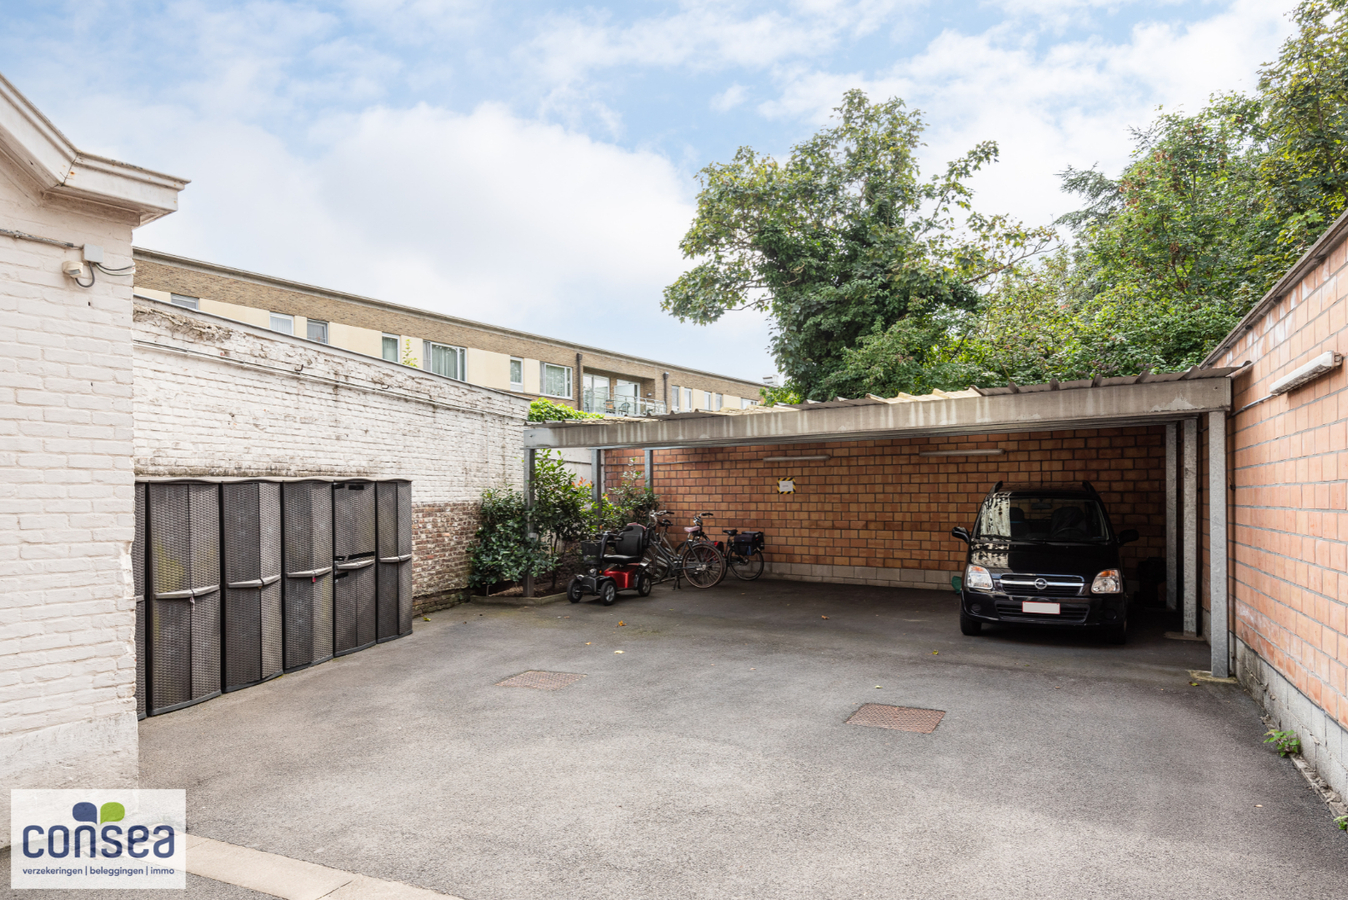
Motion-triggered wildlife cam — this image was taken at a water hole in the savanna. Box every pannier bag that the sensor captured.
[733,531,765,551]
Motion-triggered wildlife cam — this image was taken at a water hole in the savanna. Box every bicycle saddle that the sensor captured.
[722,529,738,536]
[683,526,699,533]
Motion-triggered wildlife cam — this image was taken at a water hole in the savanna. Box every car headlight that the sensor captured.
[965,565,994,592]
[1092,569,1122,593]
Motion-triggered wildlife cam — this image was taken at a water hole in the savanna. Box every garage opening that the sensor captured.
[524,367,1244,676]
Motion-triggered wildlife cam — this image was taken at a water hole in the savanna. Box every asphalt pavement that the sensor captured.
[16,579,1343,899]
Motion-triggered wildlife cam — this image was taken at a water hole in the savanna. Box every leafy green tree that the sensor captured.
[1023,102,1269,375]
[758,384,802,406]
[663,90,1051,399]
[965,0,1348,381]
[1257,0,1348,259]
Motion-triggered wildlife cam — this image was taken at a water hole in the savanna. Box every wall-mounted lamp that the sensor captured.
[762,454,831,462]
[1269,351,1342,395]
[918,449,1005,457]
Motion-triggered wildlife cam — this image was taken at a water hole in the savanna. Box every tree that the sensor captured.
[663,90,1051,399]
[1257,0,1348,260]
[1027,102,1270,376]
[956,0,1348,382]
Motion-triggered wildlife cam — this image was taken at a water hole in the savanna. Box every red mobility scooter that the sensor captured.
[567,523,653,606]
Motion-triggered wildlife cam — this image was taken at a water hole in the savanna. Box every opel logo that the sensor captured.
[1034,578,1047,591]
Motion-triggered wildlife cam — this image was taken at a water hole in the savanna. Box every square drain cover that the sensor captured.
[496,671,585,691]
[847,704,945,733]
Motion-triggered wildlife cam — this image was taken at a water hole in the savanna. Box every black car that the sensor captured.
[951,482,1139,644]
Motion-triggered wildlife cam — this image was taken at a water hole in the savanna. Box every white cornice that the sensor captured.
[0,72,187,224]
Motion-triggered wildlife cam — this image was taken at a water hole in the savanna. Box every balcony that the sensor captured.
[581,389,666,417]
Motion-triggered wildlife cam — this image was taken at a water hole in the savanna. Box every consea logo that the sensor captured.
[20,800,174,861]
[10,789,186,890]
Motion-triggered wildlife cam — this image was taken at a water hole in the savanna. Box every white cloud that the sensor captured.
[759,0,1297,227]
[3,0,1302,387]
[712,84,750,111]
[520,1,916,93]
[123,99,776,377]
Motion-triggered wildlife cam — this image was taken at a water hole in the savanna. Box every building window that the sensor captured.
[269,313,294,335]
[741,397,757,409]
[170,293,199,310]
[424,341,466,380]
[684,387,693,410]
[670,385,681,411]
[713,393,723,411]
[510,358,524,390]
[541,362,572,398]
[382,334,399,362]
[307,319,329,344]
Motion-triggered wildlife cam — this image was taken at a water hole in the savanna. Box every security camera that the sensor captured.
[61,260,86,279]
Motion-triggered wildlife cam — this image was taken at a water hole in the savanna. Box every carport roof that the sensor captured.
[524,365,1246,450]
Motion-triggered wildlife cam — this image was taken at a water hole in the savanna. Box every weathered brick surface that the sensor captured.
[0,166,144,827]
[132,300,527,601]
[411,500,478,611]
[608,426,1167,582]
[1210,232,1348,742]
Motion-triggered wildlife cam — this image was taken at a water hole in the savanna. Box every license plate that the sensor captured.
[1023,601,1061,615]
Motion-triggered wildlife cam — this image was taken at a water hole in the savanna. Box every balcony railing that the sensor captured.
[581,389,666,417]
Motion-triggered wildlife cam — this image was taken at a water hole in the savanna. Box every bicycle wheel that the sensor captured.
[728,548,764,581]
[681,543,725,589]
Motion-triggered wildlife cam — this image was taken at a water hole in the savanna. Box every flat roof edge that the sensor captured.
[133,247,765,389]
[524,378,1233,450]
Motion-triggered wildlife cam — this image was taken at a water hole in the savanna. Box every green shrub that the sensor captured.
[468,452,662,591]
[467,487,555,592]
[527,398,602,422]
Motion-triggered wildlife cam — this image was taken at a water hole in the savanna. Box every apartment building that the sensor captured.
[132,248,765,415]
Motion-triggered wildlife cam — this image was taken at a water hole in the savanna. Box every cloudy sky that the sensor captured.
[1,0,1297,382]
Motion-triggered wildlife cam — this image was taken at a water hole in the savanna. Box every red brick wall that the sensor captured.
[605,426,1166,580]
[1210,235,1348,732]
[412,500,478,612]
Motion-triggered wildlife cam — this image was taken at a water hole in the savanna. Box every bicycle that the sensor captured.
[720,528,765,580]
[644,510,725,589]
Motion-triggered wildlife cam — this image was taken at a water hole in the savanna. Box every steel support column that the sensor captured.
[644,449,654,487]
[1209,410,1230,677]
[1166,421,1179,611]
[1182,418,1200,636]
[523,448,536,599]
[591,449,602,502]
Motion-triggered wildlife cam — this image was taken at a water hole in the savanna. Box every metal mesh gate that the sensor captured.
[146,482,222,715]
[282,481,334,671]
[222,482,284,692]
[376,480,413,641]
[334,481,377,655]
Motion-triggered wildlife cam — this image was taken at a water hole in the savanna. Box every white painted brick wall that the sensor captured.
[0,166,143,837]
[132,300,528,597]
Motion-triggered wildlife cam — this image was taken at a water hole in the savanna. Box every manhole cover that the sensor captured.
[496,671,586,691]
[846,704,945,733]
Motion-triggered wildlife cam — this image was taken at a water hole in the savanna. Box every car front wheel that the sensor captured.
[959,610,982,636]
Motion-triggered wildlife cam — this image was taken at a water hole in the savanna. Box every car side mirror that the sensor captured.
[1118,529,1139,544]
[951,526,971,544]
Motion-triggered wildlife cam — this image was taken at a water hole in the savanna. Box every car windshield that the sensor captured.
[975,493,1110,543]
